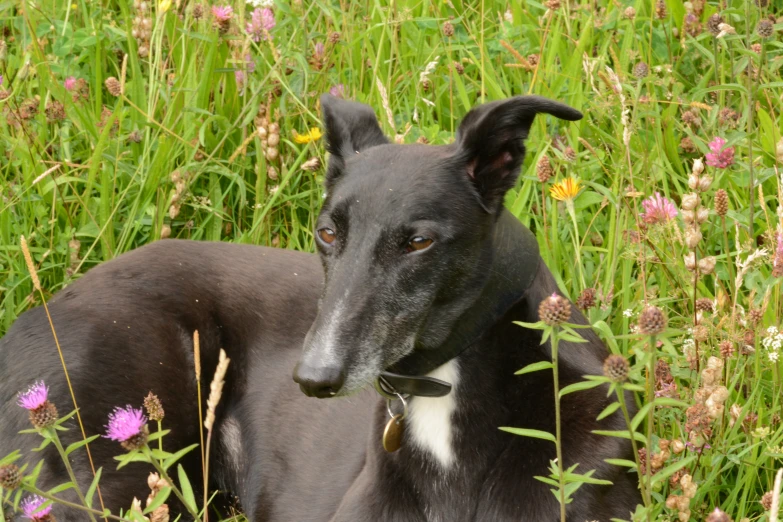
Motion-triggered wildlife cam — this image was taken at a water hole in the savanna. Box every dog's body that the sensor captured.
[1,95,639,521]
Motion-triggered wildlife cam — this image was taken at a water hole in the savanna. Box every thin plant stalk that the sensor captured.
[616,387,650,508]
[645,334,657,522]
[142,446,201,520]
[8,487,134,522]
[48,429,99,522]
[550,327,567,522]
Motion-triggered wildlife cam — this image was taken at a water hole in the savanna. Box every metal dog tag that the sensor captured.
[382,414,404,452]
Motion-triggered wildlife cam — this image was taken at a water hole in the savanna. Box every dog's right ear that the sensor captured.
[454,95,582,214]
[320,94,389,188]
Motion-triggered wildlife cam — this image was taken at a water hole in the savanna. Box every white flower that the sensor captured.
[623,309,634,318]
[247,0,274,7]
[419,57,440,84]
[769,351,780,363]
[767,326,779,335]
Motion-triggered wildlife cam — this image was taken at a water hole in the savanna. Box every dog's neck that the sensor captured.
[380,211,540,396]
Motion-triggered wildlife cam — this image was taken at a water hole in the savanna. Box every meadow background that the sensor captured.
[1,0,783,520]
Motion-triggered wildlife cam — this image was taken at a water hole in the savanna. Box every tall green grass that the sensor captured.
[2,0,783,519]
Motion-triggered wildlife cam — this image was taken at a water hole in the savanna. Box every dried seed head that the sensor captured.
[328,31,341,44]
[576,288,596,310]
[681,193,700,211]
[301,157,322,171]
[698,256,716,275]
[590,233,603,247]
[705,508,732,522]
[680,137,697,153]
[144,392,165,422]
[638,306,667,335]
[655,0,667,18]
[538,293,571,326]
[684,252,697,271]
[681,109,702,129]
[105,76,122,97]
[757,19,774,38]
[536,156,554,183]
[707,13,724,35]
[603,354,630,383]
[633,61,649,79]
[714,189,728,216]
[452,61,464,75]
[695,298,713,313]
[0,464,22,490]
[671,439,685,454]
[718,108,739,128]
[120,424,149,451]
[150,504,170,522]
[698,175,712,193]
[693,324,709,342]
[623,6,636,19]
[191,3,204,19]
[30,401,58,429]
[204,349,231,431]
[527,54,540,67]
[744,329,755,345]
[685,227,703,249]
[762,491,773,511]
[748,308,763,325]
[719,340,734,358]
[544,0,561,9]
[442,21,454,37]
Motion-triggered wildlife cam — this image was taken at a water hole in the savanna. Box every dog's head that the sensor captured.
[293,94,582,397]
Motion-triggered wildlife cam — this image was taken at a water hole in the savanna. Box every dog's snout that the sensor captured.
[293,362,346,398]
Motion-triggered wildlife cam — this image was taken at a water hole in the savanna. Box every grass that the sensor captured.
[1,0,783,520]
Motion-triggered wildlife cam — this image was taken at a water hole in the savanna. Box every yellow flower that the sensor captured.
[293,127,323,144]
[549,177,582,202]
[158,0,172,12]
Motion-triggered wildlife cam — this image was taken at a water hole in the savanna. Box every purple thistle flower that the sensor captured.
[64,76,77,91]
[21,495,52,521]
[17,381,49,411]
[640,192,678,225]
[104,405,147,443]
[211,5,233,21]
[329,84,345,98]
[246,8,275,42]
[705,136,735,169]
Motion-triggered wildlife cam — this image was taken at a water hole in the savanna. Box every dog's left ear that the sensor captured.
[455,95,582,213]
[320,94,389,189]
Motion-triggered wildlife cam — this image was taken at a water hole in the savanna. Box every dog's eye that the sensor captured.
[406,237,433,253]
[318,228,336,245]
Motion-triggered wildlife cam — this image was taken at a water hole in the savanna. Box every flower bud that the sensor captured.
[681,193,700,211]
[685,227,703,249]
[681,210,695,224]
[698,175,713,192]
[696,207,709,223]
[688,174,700,190]
[698,256,716,274]
[692,157,704,176]
[684,252,697,271]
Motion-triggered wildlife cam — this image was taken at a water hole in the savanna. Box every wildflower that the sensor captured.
[548,177,582,202]
[640,192,678,225]
[707,13,724,35]
[235,70,245,91]
[603,354,630,383]
[632,62,649,79]
[538,293,571,326]
[762,491,774,511]
[654,0,666,18]
[293,127,323,144]
[158,0,172,13]
[576,288,596,310]
[622,309,634,318]
[246,7,275,42]
[623,6,636,19]
[705,137,735,169]
[18,381,59,429]
[757,19,774,38]
[720,340,734,358]
[442,21,454,37]
[716,22,736,38]
[20,495,53,521]
[329,84,345,98]
[247,0,274,6]
[698,256,716,275]
[105,405,149,450]
[191,3,204,19]
[536,156,553,183]
[64,76,77,91]
[638,306,667,335]
[212,5,233,33]
[105,76,121,97]
[144,392,165,422]
[0,464,21,490]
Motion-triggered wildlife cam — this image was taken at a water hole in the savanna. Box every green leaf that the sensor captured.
[630,403,653,432]
[498,427,556,443]
[604,458,638,468]
[114,451,149,470]
[514,320,547,330]
[146,429,171,443]
[48,481,75,494]
[65,434,100,456]
[596,402,621,421]
[143,487,172,514]
[515,361,554,375]
[55,409,80,426]
[0,451,21,466]
[559,379,604,398]
[652,455,697,485]
[163,444,200,471]
[85,467,103,508]
[177,464,198,514]
[534,475,560,487]
[592,430,647,443]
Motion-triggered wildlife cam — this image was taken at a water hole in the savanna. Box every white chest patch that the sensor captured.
[406,360,459,470]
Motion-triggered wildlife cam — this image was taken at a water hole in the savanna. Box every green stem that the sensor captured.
[645,335,657,522]
[617,387,650,507]
[143,446,201,520]
[566,200,586,289]
[49,430,99,522]
[551,327,567,522]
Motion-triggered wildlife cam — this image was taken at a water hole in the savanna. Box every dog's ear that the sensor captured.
[455,95,582,213]
[320,94,389,188]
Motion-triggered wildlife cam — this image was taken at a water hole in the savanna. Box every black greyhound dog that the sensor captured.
[0,94,639,521]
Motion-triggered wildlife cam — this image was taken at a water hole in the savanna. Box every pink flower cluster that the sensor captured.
[640,192,678,225]
[705,137,734,169]
[246,8,275,42]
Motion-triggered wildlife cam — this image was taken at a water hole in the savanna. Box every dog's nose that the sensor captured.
[292,362,346,398]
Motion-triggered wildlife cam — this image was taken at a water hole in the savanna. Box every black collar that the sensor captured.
[376,211,540,398]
